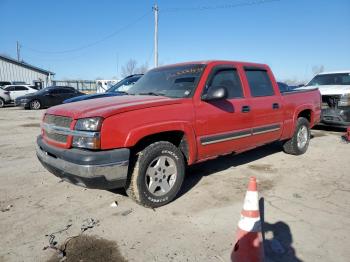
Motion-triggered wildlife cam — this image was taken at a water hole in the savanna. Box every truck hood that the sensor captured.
[46,95,183,119]
[298,85,350,96]
[63,92,124,104]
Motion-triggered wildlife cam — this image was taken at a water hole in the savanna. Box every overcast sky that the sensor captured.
[1,0,349,81]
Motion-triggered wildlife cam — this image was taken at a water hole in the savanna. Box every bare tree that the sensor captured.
[121,59,137,77]
[312,65,325,75]
[136,62,149,74]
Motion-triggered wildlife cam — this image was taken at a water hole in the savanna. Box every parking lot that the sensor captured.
[0,107,349,262]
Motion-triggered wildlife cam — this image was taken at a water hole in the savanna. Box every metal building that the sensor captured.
[0,55,55,88]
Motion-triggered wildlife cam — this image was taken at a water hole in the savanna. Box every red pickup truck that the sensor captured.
[36,61,321,207]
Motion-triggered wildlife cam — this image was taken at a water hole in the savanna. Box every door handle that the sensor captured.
[241,105,250,113]
[272,103,280,109]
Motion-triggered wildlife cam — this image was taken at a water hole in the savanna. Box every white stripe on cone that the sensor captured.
[238,215,261,232]
[243,191,259,211]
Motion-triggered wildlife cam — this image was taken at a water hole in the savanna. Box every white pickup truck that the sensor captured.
[301,71,350,127]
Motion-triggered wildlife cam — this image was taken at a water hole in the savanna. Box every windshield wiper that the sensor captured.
[113,91,133,95]
[138,92,165,96]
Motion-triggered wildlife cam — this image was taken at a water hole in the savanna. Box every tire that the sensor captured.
[0,98,4,108]
[283,117,310,155]
[126,141,185,208]
[29,100,41,110]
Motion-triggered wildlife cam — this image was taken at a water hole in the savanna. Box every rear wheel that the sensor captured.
[126,141,185,208]
[0,98,4,108]
[30,100,41,110]
[283,117,310,155]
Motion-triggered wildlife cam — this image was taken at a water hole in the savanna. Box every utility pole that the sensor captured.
[16,41,21,62]
[153,4,159,68]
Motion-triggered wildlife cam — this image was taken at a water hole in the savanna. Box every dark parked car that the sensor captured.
[277,82,298,93]
[15,86,84,110]
[63,74,143,104]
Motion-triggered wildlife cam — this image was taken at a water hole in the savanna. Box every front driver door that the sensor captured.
[45,89,61,106]
[195,65,254,159]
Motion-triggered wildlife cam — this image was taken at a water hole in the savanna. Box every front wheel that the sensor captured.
[30,100,41,110]
[126,141,185,208]
[283,117,310,155]
[0,98,4,108]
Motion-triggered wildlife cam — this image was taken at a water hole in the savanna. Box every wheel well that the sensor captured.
[298,109,312,123]
[132,131,188,162]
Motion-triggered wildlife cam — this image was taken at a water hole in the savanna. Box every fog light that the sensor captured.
[72,136,100,149]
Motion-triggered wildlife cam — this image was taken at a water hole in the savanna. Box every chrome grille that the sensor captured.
[43,114,72,144]
[44,114,72,128]
[44,130,68,143]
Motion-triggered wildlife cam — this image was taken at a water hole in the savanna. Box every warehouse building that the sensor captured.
[0,55,54,89]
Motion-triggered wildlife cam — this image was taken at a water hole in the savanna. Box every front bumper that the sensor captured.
[321,107,350,127]
[14,99,29,107]
[36,135,130,189]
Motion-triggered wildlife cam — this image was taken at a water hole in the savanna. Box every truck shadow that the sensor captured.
[312,125,347,133]
[179,142,282,197]
[259,197,303,262]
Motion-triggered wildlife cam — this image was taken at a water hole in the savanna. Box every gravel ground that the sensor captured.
[0,107,349,262]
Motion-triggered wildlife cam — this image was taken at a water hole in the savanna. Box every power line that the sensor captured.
[23,10,152,54]
[162,0,280,12]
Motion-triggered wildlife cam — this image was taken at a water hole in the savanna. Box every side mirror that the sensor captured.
[202,86,228,101]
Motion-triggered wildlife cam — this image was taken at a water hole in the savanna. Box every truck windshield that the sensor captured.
[307,73,350,86]
[128,64,205,98]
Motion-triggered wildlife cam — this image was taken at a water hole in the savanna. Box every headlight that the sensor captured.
[72,117,103,149]
[75,117,103,131]
[338,94,350,107]
[72,135,100,149]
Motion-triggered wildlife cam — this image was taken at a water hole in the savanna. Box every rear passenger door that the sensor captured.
[195,65,254,159]
[244,68,283,145]
[53,89,74,105]
[14,86,30,99]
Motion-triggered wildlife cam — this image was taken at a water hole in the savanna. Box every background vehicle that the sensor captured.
[36,61,321,208]
[299,71,350,127]
[63,74,143,104]
[0,88,11,108]
[0,81,12,88]
[15,86,83,110]
[2,85,38,101]
[277,82,298,93]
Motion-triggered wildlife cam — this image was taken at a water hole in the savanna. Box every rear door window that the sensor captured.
[245,70,274,97]
[15,86,29,91]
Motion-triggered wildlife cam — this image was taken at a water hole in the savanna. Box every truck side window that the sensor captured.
[245,70,274,97]
[209,69,243,98]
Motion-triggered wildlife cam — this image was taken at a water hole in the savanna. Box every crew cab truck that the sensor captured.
[36,61,321,208]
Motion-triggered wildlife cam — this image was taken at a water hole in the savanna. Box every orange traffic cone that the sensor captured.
[231,177,264,262]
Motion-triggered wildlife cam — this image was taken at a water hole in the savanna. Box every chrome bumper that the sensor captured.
[36,136,130,189]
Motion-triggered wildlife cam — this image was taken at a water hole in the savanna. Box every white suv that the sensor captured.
[2,85,38,101]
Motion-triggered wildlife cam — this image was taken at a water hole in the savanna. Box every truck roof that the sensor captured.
[156,60,268,69]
